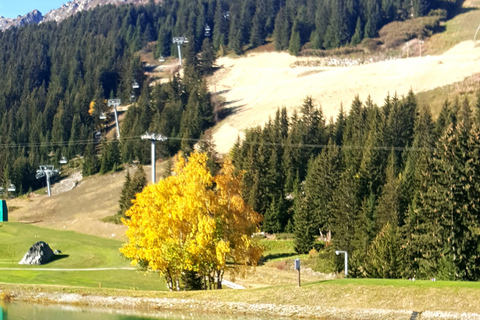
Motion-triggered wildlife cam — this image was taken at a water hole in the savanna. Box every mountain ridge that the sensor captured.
[0,0,160,31]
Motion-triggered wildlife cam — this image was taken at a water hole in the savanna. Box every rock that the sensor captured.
[19,241,54,265]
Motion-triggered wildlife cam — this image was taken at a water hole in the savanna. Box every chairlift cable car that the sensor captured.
[205,24,211,37]
[7,183,16,193]
[59,156,68,164]
[132,81,140,89]
[99,112,107,120]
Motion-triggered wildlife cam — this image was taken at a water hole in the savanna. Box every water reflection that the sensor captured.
[2,302,272,320]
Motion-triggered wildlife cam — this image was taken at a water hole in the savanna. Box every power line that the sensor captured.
[0,133,437,153]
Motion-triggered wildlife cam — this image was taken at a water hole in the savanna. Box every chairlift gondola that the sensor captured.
[59,156,68,165]
[130,94,136,102]
[7,184,16,193]
[159,56,165,62]
[99,112,107,120]
[205,24,211,37]
[132,81,140,89]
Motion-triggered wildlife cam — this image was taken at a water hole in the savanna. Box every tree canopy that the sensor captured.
[121,152,263,290]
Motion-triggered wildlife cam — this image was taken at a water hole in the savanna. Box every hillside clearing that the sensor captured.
[5,164,166,240]
[209,40,480,153]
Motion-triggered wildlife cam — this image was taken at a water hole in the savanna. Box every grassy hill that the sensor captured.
[0,222,166,291]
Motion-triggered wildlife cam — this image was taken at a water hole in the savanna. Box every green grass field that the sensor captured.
[0,222,166,291]
[2,227,480,313]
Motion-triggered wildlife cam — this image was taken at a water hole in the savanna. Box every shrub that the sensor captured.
[379,16,441,48]
[361,38,381,52]
[428,9,448,21]
[309,248,319,258]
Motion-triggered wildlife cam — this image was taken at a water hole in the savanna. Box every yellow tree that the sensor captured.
[121,152,263,290]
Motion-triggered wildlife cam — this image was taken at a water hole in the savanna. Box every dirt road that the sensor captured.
[210,41,480,153]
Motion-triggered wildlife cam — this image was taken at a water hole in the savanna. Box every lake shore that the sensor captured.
[2,283,480,320]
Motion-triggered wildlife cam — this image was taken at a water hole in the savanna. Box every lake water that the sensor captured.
[0,302,270,320]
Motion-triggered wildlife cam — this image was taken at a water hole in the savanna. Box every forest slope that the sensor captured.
[210,40,480,153]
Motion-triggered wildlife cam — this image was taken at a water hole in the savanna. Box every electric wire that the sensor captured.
[0,133,436,152]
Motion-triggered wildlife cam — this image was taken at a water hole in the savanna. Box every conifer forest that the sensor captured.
[0,0,476,281]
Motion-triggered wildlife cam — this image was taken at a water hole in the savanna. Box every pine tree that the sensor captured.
[365,223,401,278]
[293,174,316,253]
[350,17,363,46]
[273,8,290,51]
[288,21,302,55]
[376,150,400,232]
[118,170,134,216]
[331,170,361,259]
[263,197,281,234]
[303,140,342,234]
[100,139,111,174]
[250,9,266,48]
[82,141,99,177]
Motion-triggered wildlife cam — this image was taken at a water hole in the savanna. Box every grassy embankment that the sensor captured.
[2,225,480,314]
[427,0,480,55]
[0,222,166,291]
[415,0,480,115]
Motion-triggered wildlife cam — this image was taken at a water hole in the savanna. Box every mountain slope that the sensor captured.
[210,40,480,154]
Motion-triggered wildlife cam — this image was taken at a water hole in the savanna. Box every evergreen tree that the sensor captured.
[350,17,363,46]
[365,223,401,278]
[293,174,316,253]
[288,21,302,55]
[263,197,281,233]
[118,170,134,216]
[82,141,99,177]
[131,164,148,194]
[376,150,400,232]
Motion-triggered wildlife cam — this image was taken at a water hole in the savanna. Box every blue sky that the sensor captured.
[0,1,67,18]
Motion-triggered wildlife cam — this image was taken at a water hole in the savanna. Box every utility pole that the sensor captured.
[35,165,59,197]
[108,99,121,139]
[141,132,167,184]
[173,37,188,67]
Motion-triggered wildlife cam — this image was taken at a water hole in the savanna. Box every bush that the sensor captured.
[312,250,336,273]
[300,46,364,57]
[379,16,441,48]
[361,38,381,52]
[428,9,448,21]
[309,248,319,258]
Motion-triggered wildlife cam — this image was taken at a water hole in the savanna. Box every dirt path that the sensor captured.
[209,41,480,153]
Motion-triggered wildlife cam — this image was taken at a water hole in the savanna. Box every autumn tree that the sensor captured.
[121,152,263,290]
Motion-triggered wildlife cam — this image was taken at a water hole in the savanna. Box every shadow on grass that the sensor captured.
[218,104,245,121]
[259,252,298,265]
[48,254,70,264]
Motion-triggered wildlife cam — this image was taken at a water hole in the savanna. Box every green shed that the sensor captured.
[0,200,8,222]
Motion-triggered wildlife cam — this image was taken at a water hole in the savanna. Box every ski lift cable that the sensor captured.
[0,134,439,152]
